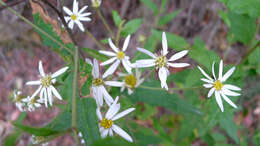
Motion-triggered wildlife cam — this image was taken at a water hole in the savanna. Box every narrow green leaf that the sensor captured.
[121,19,143,37]
[140,0,158,14]
[3,130,23,146]
[112,10,122,27]
[44,111,72,131]
[218,10,231,27]
[92,137,135,146]
[219,114,239,144]
[77,98,100,146]
[158,10,181,26]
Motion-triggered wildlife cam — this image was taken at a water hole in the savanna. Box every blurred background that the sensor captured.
[0,0,260,145]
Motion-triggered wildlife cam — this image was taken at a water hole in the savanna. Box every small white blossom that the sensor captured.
[31,135,48,146]
[91,0,102,8]
[198,60,241,112]
[97,97,135,142]
[22,96,44,112]
[26,61,68,107]
[99,35,133,78]
[118,69,144,95]
[86,58,124,107]
[63,0,91,31]
[13,91,25,111]
[78,132,85,144]
[135,32,189,90]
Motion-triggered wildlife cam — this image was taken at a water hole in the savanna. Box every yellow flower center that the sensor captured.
[14,94,23,102]
[155,56,167,68]
[117,51,125,60]
[33,136,45,144]
[92,78,104,86]
[124,75,137,89]
[71,14,77,20]
[41,76,52,87]
[30,98,37,105]
[214,80,223,91]
[100,118,113,129]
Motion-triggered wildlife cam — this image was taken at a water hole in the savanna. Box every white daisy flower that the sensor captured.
[26,61,68,107]
[91,0,102,8]
[99,35,133,78]
[31,135,48,146]
[13,91,25,111]
[135,32,189,90]
[63,0,91,31]
[96,96,135,142]
[86,58,124,107]
[78,132,85,144]
[22,96,44,112]
[118,69,144,95]
[198,60,241,112]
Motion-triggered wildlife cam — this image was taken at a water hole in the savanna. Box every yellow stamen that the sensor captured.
[41,76,52,87]
[155,56,167,68]
[100,118,113,129]
[33,136,45,143]
[117,51,125,60]
[124,75,137,89]
[71,14,77,20]
[92,78,104,86]
[214,80,223,91]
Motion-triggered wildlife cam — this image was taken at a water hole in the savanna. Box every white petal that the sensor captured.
[208,87,215,98]
[97,86,103,106]
[40,87,44,100]
[197,66,214,81]
[100,86,114,105]
[169,50,189,61]
[85,58,93,66]
[26,80,41,85]
[108,38,119,53]
[93,59,100,78]
[106,103,120,120]
[220,91,237,109]
[78,6,88,14]
[223,84,241,91]
[112,125,133,142]
[162,32,168,56]
[96,108,102,121]
[122,35,131,51]
[79,12,91,17]
[109,128,113,136]
[47,87,53,106]
[201,78,214,84]
[212,62,216,80]
[100,57,117,66]
[218,60,223,80]
[64,16,71,22]
[101,129,109,138]
[167,63,189,68]
[112,108,135,121]
[122,59,132,74]
[222,88,241,96]
[68,20,74,29]
[38,61,45,76]
[102,60,120,78]
[43,88,48,107]
[99,50,116,56]
[105,81,124,87]
[73,0,78,13]
[215,91,224,112]
[137,47,156,58]
[31,86,42,99]
[50,86,62,100]
[135,59,155,68]
[221,67,235,82]
[78,16,91,22]
[51,67,69,78]
[203,84,213,88]
[63,6,73,15]
[75,20,85,31]
[158,67,168,90]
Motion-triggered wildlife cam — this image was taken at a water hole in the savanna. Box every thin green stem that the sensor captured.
[72,47,79,145]
[139,85,202,91]
[0,0,74,55]
[240,41,260,64]
[115,20,126,47]
[96,8,115,39]
[85,29,105,50]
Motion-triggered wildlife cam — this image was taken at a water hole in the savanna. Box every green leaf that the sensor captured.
[158,10,181,26]
[112,10,123,27]
[12,122,60,136]
[190,38,220,70]
[3,130,23,146]
[219,114,239,144]
[151,30,190,51]
[44,111,71,131]
[77,98,100,146]
[92,137,136,146]
[140,0,158,14]
[129,81,202,115]
[121,19,143,37]
[228,12,257,45]
[218,10,231,27]
[134,128,162,146]
[226,0,260,17]
[81,78,92,96]
[81,48,108,61]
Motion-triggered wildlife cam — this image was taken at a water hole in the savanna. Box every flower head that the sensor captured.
[13,91,25,111]
[96,97,135,142]
[135,32,189,90]
[118,69,144,95]
[86,58,124,107]
[31,135,48,146]
[26,61,68,107]
[91,0,102,8]
[22,96,44,112]
[99,35,133,78]
[63,0,91,31]
[198,60,241,112]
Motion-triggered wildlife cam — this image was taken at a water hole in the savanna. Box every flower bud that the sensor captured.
[92,0,102,8]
